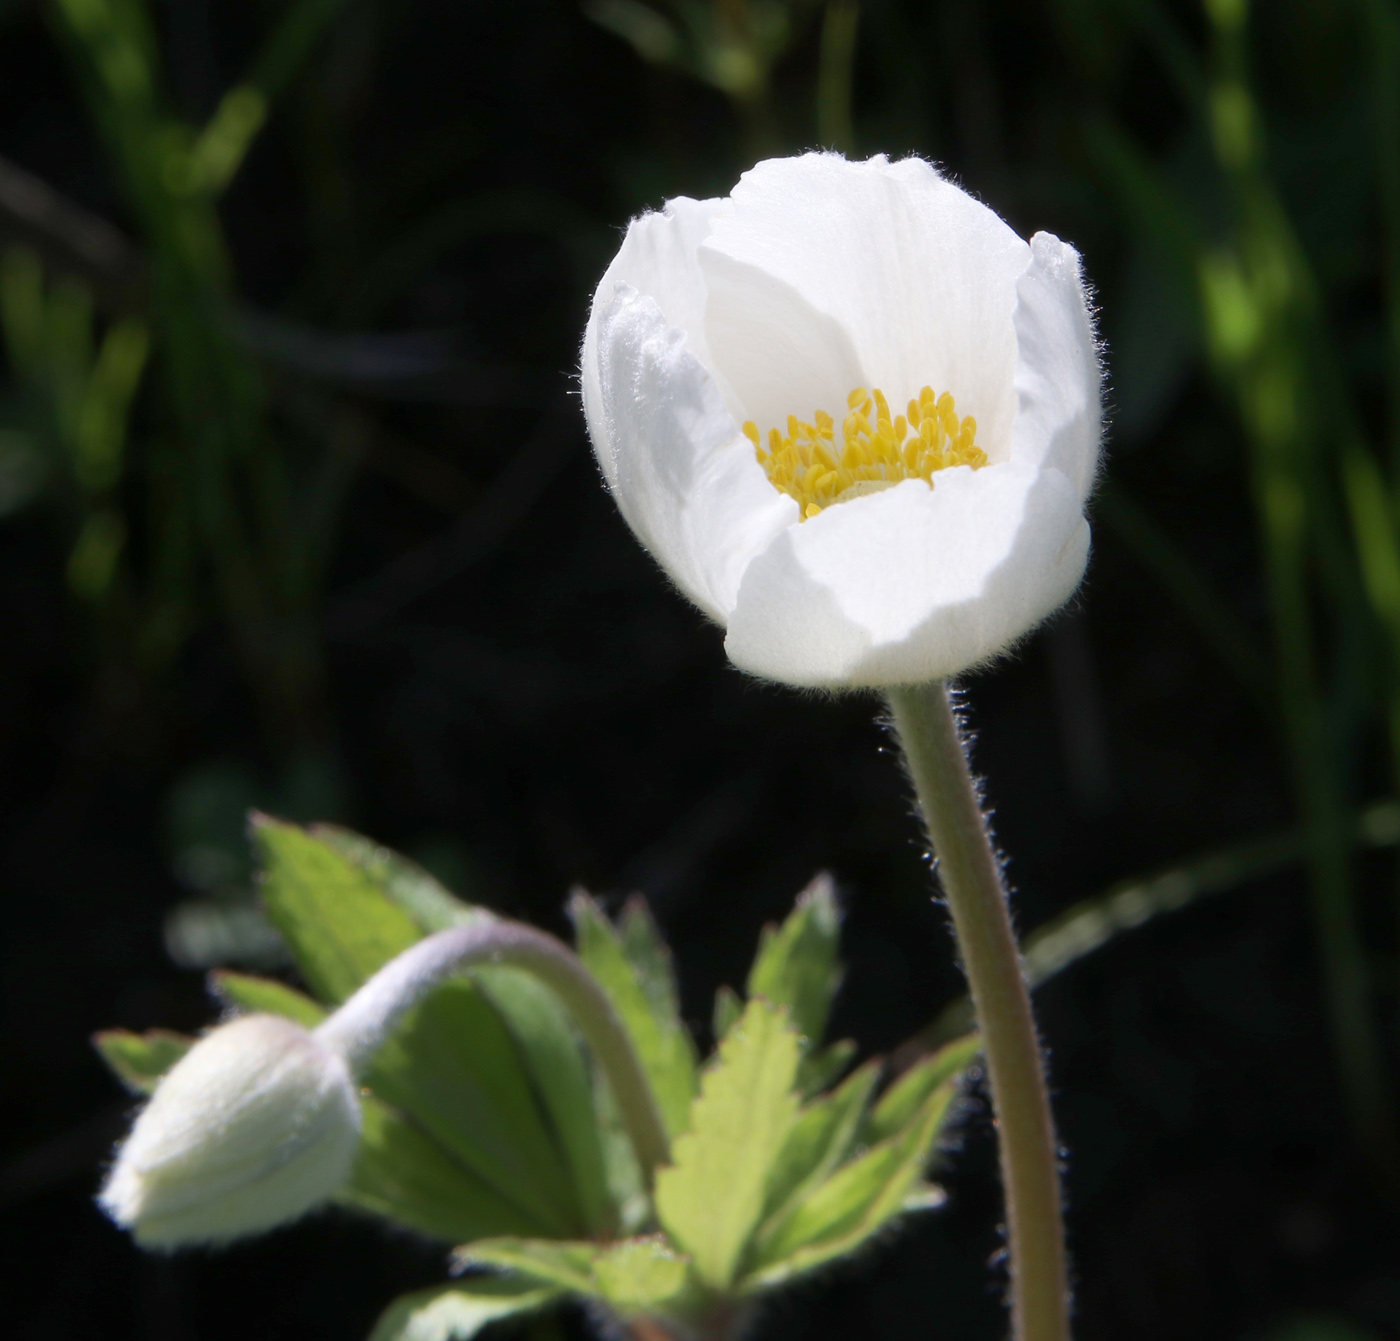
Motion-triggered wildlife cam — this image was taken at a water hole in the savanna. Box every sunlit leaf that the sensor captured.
[746,873,842,1047]
[369,1277,559,1341]
[252,815,420,1002]
[341,1095,550,1243]
[745,1087,955,1289]
[92,1028,192,1095]
[474,964,616,1235]
[569,890,698,1136]
[313,824,486,934]
[655,998,802,1289]
[367,979,586,1237]
[863,1033,979,1146]
[756,1062,879,1243]
[208,969,326,1026]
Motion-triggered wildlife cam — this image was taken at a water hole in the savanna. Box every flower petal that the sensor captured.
[699,153,1030,455]
[584,284,797,621]
[723,464,1089,687]
[582,197,729,488]
[1011,232,1102,502]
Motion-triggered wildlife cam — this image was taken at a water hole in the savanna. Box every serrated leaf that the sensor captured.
[711,984,743,1041]
[474,964,615,1235]
[744,1087,954,1289]
[313,824,486,934]
[746,874,841,1047]
[863,1033,979,1146]
[367,979,585,1237]
[618,896,684,1028]
[591,1236,692,1310]
[369,1277,559,1341]
[340,1095,550,1243]
[208,969,326,1026]
[458,1237,602,1295]
[460,1236,693,1313]
[569,891,697,1137]
[654,998,802,1289]
[797,1038,857,1097]
[92,1028,193,1095]
[252,815,421,1002]
[756,1062,879,1242]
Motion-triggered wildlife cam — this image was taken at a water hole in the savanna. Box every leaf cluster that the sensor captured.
[94,819,979,1340]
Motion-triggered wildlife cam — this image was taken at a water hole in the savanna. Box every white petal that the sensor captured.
[699,153,1030,455]
[1011,232,1102,501]
[584,284,796,621]
[582,196,729,488]
[724,464,1090,687]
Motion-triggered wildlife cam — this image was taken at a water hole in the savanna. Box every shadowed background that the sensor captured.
[2,0,1399,1338]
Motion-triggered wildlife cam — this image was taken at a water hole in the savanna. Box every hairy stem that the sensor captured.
[315,918,671,1187]
[885,681,1069,1341]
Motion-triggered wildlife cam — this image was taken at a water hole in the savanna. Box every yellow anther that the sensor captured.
[748,382,987,520]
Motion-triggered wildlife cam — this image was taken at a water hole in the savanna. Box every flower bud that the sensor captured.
[99,1013,361,1249]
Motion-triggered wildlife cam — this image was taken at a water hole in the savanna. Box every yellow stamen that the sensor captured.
[750,384,987,519]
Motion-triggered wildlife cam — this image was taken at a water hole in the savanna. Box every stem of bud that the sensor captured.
[314,918,671,1188]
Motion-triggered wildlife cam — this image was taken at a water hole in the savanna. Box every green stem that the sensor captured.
[885,681,1069,1341]
[316,918,671,1190]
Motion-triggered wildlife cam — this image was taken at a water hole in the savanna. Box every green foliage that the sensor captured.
[314,825,486,934]
[756,1062,879,1240]
[463,1235,694,1314]
[342,1096,547,1245]
[569,890,698,1137]
[209,970,325,1026]
[94,824,982,1333]
[369,1277,560,1341]
[92,1027,192,1095]
[744,1086,955,1289]
[862,1034,979,1145]
[252,814,422,1002]
[745,874,842,1047]
[655,998,803,1289]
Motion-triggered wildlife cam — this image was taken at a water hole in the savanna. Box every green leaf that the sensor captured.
[654,998,803,1289]
[369,1277,560,1341]
[92,1028,192,1095]
[756,1062,880,1242]
[460,1236,693,1313]
[797,1038,857,1097]
[340,1095,550,1243]
[711,984,743,1041]
[313,824,486,934]
[473,964,615,1235]
[746,874,841,1046]
[617,896,684,1031]
[458,1238,602,1295]
[366,978,585,1237]
[252,815,421,1002]
[590,1236,692,1311]
[863,1033,979,1146]
[744,1087,955,1289]
[208,969,326,1026]
[569,890,698,1137]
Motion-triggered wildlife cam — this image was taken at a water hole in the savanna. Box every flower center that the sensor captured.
[744,385,987,520]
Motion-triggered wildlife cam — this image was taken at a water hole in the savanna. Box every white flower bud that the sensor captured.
[99,1013,361,1249]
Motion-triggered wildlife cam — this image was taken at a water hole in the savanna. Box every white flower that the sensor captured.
[99,1014,361,1249]
[581,153,1101,688]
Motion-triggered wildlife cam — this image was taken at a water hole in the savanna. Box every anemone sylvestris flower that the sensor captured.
[582,153,1102,688]
[100,1014,360,1249]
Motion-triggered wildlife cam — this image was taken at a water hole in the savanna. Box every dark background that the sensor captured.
[2,0,1397,1337]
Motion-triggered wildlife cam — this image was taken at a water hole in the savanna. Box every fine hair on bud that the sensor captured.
[99,1013,361,1250]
